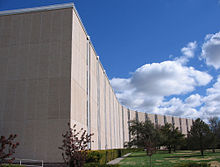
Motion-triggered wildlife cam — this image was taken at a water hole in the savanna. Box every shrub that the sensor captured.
[59,123,94,167]
[174,162,210,167]
[0,135,19,165]
[86,148,139,165]
[86,151,102,163]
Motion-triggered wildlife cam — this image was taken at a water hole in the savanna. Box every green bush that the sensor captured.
[86,151,102,163]
[86,148,138,165]
[174,162,210,167]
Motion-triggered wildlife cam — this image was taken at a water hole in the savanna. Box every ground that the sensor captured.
[119,150,220,167]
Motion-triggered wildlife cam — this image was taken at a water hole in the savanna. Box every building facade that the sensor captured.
[0,3,193,162]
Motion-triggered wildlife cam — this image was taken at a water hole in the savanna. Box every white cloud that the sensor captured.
[181,41,197,58]
[201,32,220,69]
[158,96,202,119]
[200,76,220,117]
[110,60,212,115]
[176,41,197,64]
[159,76,220,120]
[185,94,202,107]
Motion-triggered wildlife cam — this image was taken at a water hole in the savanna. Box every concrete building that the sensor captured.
[0,3,193,163]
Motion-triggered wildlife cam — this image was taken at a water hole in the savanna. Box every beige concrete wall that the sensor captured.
[138,112,146,122]
[123,107,129,144]
[187,119,193,131]
[0,7,73,162]
[106,79,112,149]
[111,91,116,148]
[71,6,87,130]
[173,117,181,130]
[89,45,99,150]
[118,105,123,148]
[130,110,136,121]
[100,67,107,149]
[157,114,165,126]
[166,115,173,124]
[181,118,187,135]
[148,114,155,124]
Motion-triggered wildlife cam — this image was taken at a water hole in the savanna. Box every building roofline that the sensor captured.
[0,3,74,16]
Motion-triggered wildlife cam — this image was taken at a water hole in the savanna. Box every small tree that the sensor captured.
[187,118,211,156]
[128,120,160,148]
[160,123,184,153]
[209,117,219,153]
[145,140,156,167]
[127,120,160,166]
[59,123,93,167]
[0,134,19,165]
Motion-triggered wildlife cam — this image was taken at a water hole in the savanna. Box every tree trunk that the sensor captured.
[212,148,215,153]
[173,145,176,152]
[201,148,204,156]
[168,146,171,153]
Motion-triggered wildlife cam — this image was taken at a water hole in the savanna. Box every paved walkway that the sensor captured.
[107,153,131,165]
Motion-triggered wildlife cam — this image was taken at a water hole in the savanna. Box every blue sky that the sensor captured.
[1,0,220,120]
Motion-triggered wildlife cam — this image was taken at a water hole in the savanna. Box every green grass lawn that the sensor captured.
[119,150,220,167]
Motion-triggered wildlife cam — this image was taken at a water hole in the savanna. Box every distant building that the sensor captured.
[0,3,193,162]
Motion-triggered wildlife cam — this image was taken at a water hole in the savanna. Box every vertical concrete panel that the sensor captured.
[0,81,6,125]
[36,79,48,120]
[166,115,173,124]
[108,86,113,149]
[105,79,110,149]
[187,119,193,131]
[27,44,39,79]
[0,47,8,81]
[20,14,32,45]
[89,46,98,150]
[174,117,180,130]
[138,112,145,122]
[30,12,41,44]
[40,10,52,43]
[181,118,187,135]
[96,61,101,150]
[116,100,120,148]
[111,90,116,148]
[123,107,129,144]
[11,14,22,46]
[71,7,88,141]
[119,104,123,148]
[157,114,165,126]
[14,81,26,121]
[0,15,12,47]
[16,46,28,80]
[103,74,107,149]
[50,10,62,42]
[130,110,136,121]
[48,78,60,119]
[115,99,119,148]
[26,80,37,120]
[7,45,18,80]
[111,92,116,148]
[38,43,49,79]
[59,79,71,119]
[148,114,155,124]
